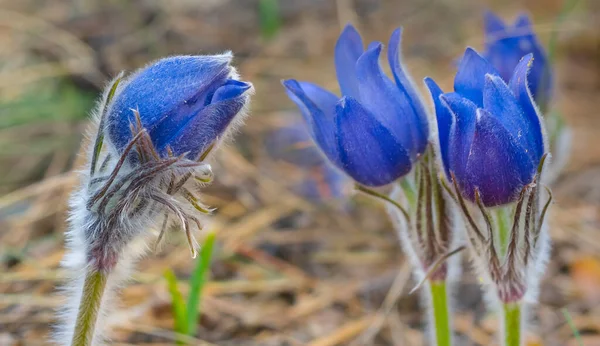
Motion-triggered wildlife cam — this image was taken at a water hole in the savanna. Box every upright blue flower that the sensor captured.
[426,48,545,206]
[282,25,429,187]
[483,12,552,108]
[264,119,349,202]
[107,54,252,160]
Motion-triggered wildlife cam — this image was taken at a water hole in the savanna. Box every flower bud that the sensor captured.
[107,54,252,160]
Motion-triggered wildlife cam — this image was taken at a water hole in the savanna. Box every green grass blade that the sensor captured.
[562,308,584,346]
[548,0,581,65]
[164,269,188,336]
[186,232,216,336]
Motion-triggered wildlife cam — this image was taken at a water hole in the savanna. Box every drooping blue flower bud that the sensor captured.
[282,25,429,187]
[107,54,252,160]
[264,118,349,202]
[483,12,552,109]
[426,48,545,206]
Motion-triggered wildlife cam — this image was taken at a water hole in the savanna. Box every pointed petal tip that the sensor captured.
[390,27,403,40]
[520,53,534,65]
[337,23,363,49]
[424,77,441,93]
[484,10,508,33]
[484,72,505,85]
[459,47,487,68]
[230,79,253,91]
[341,23,359,35]
[464,47,481,58]
[211,80,253,103]
[387,28,403,59]
[282,78,300,91]
[367,41,384,52]
[514,12,533,28]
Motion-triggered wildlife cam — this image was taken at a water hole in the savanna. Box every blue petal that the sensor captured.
[483,73,540,163]
[454,48,499,106]
[210,79,252,103]
[439,93,477,180]
[484,11,507,36]
[282,79,340,165]
[388,28,429,156]
[355,42,416,158]
[334,24,364,99]
[335,97,412,186]
[163,95,248,158]
[107,55,231,152]
[425,77,452,175]
[461,109,536,206]
[149,78,250,149]
[508,54,544,160]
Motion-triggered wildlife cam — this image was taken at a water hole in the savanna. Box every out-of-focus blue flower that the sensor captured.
[264,119,349,202]
[264,121,327,168]
[107,54,252,160]
[426,48,545,206]
[483,11,551,108]
[282,24,429,187]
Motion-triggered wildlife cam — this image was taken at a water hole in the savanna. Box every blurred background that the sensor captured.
[0,0,599,345]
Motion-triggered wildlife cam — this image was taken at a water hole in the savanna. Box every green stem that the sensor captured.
[503,302,522,346]
[494,208,510,257]
[186,232,216,336]
[429,281,452,346]
[71,269,109,346]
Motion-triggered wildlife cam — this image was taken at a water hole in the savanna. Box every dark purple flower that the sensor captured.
[426,48,545,206]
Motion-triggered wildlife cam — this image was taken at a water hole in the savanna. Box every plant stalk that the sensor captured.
[71,269,109,346]
[503,302,522,346]
[429,280,452,346]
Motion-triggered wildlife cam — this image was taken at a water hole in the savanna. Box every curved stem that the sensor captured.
[503,302,522,346]
[71,269,108,346]
[355,184,410,222]
[429,281,452,346]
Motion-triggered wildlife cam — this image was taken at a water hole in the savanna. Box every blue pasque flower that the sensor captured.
[282,25,429,187]
[107,54,252,160]
[265,119,328,168]
[483,12,551,108]
[426,48,545,206]
[264,119,349,201]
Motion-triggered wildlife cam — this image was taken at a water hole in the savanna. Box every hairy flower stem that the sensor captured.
[429,281,452,346]
[376,148,459,346]
[71,269,109,346]
[503,302,522,346]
